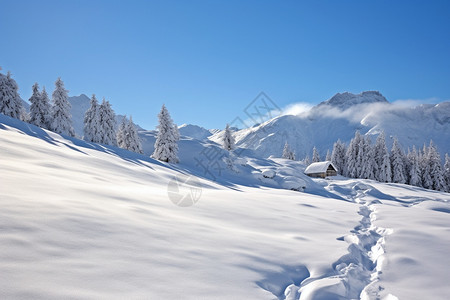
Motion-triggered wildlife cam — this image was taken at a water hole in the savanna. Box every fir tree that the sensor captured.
[29,83,52,129]
[0,71,25,120]
[282,142,295,160]
[119,116,143,154]
[303,155,311,166]
[223,124,235,151]
[312,146,320,163]
[152,104,179,163]
[345,131,362,178]
[443,154,450,193]
[356,136,367,178]
[427,141,445,191]
[331,139,346,175]
[116,116,127,148]
[51,77,75,136]
[83,94,100,143]
[390,137,406,184]
[408,146,421,187]
[361,136,376,180]
[421,144,433,190]
[126,116,143,154]
[98,99,116,146]
[325,149,331,161]
[374,132,391,182]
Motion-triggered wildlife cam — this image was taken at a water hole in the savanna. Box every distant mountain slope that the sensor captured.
[209,91,450,159]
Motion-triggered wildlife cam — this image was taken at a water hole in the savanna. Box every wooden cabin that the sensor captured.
[304,161,338,178]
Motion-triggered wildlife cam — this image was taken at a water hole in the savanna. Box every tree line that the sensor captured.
[0,71,174,159]
[284,131,450,193]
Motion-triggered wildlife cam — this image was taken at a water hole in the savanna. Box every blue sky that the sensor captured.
[1,0,449,129]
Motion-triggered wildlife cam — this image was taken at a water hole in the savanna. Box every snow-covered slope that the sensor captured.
[178,124,216,141]
[214,92,450,159]
[1,113,450,299]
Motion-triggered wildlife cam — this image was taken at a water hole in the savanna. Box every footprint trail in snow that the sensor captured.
[283,183,396,300]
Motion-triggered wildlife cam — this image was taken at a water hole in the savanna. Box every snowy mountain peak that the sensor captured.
[318,91,389,110]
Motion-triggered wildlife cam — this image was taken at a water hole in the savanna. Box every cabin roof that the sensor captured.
[304,161,337,174]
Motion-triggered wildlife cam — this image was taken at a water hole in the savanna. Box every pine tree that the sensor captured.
[312,146,320,163]
[98,99,116,146]
[83,94,100,143]
[345,131,362,178]
[390,137,406,184]
[356,136,367,178]
[117,116,127,148]
[421,144,433,190]
[29,83,52,129]
[374,132,391,182]
[427,141,445,191]
[303,155,311,166]
[408,146,422,187]
[51,77,75,136]
[325,149,331,161]
[331,139,346,175]
[126,116,143,154]
[223,124,235,151]
[282,142,295,160]
[0,71,25,120]
[152,104,179,163]
[443,154,450,193]
[361,136,376,180]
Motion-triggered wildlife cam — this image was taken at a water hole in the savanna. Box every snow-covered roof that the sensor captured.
[304,161,337,174]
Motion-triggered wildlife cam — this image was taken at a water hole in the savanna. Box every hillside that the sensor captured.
[1,113,450,299]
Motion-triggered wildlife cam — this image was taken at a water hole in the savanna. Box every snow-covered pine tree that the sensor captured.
[331,139,346,175]
[443,154,450,193]
[303,155,311,166]
[29,83,52,129]
[51,77,75,137]
[345,131,362,178]
[427,141,445,191]
[421,143,433,190]
[325,149,331,161]
[390,137,406,184]
[282,142,295,160]
[152,104,179,163]
[40,87,52,129]
[0,71,25,120]
[98,99,116,146]
[83,94,100,143]
[408,146,422,187]
[356,136,367,178]
[116,116,127,148]
[361,136,376,180]
[404,148,412,184]
[124,116,143,154]
[374,131,391,182]
[223,124,235,151]
[312,146,320,163]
